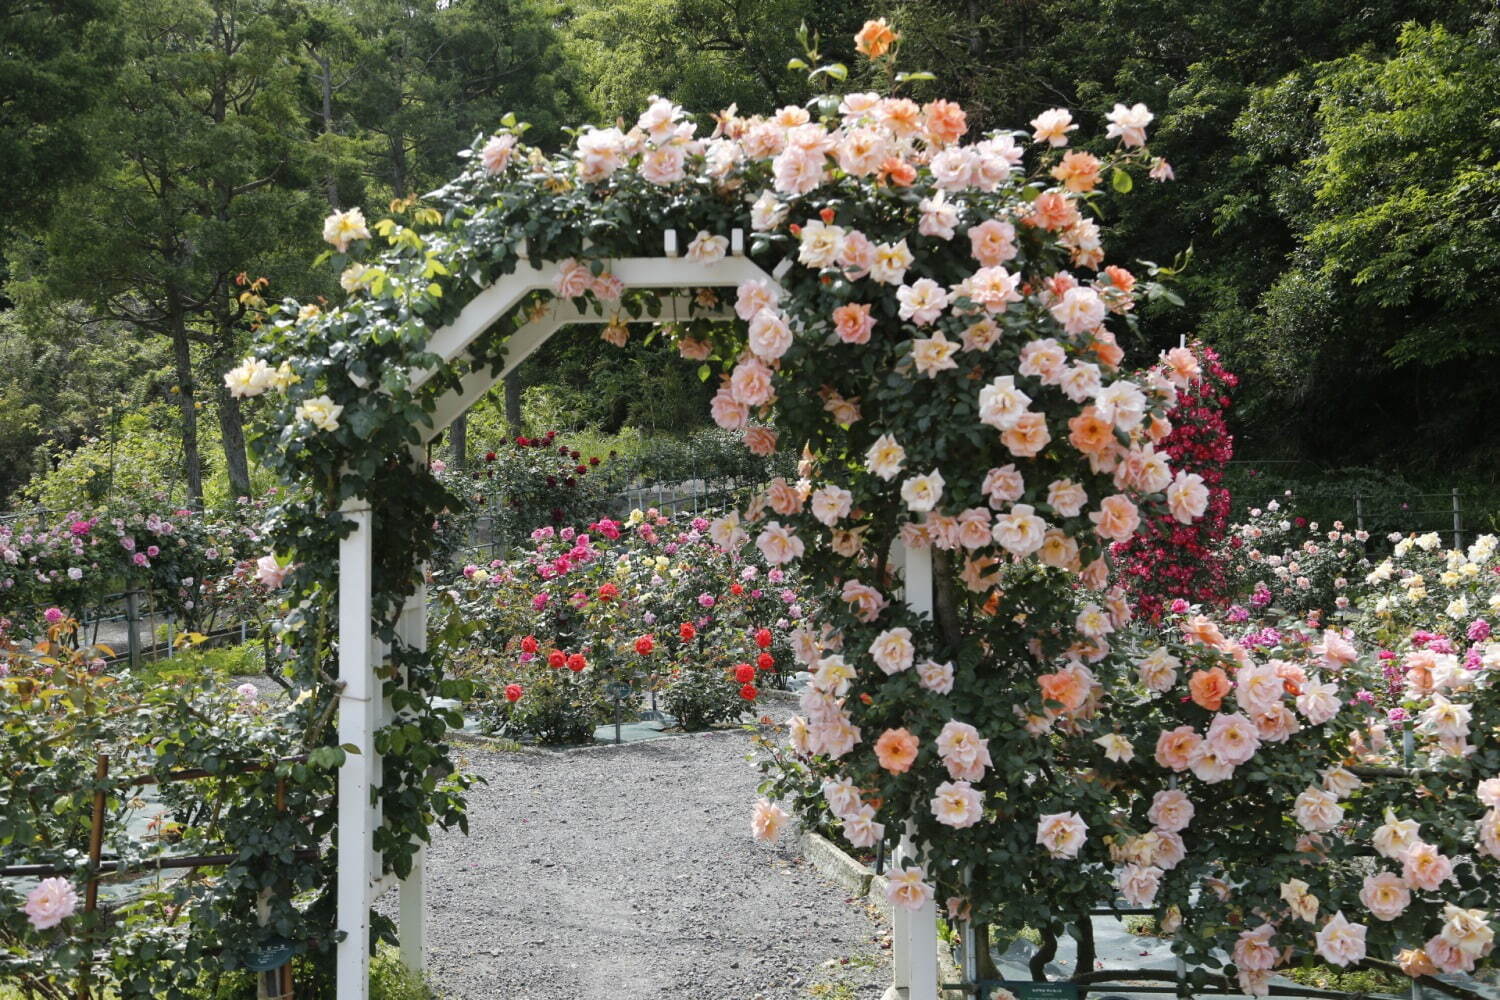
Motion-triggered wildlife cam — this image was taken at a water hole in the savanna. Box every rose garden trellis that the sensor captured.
[229,30,1498,1000]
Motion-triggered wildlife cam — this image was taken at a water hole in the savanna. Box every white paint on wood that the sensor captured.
[336,498,376,1000]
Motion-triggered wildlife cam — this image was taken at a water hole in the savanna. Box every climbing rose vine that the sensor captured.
[231,15,1495,994]
[1114,340,1237,618]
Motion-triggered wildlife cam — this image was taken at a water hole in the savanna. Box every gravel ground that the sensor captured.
[400,727,892,1000]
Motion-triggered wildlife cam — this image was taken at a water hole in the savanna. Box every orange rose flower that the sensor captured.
[855,18,898,58]
[874,727,920,773]
[1188,667,1232,711]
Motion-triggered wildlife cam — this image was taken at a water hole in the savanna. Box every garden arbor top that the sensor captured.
[236,82,1185,999]
[239,55,1448,1000]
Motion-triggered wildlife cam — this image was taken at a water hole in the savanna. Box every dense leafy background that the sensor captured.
[1,0,1497,507]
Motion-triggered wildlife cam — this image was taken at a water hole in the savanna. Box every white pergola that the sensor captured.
[334,231,952,1000]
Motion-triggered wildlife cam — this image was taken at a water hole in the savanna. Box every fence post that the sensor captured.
[124,591,141,670]
[1452,488,1462,551]
[1354,495,1364,534]
[79,751,109,1000]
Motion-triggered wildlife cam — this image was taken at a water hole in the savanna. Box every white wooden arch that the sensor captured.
[334,230,944,1000]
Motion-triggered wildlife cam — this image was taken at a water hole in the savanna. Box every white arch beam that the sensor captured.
[411,230,773,394]
[421,296,732,442]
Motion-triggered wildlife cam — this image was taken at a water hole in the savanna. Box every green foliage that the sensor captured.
[16,405,186,512]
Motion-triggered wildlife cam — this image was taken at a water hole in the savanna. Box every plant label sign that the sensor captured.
[992,982,1080,1000]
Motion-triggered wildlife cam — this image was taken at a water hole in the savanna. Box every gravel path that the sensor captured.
[407,728,891,999]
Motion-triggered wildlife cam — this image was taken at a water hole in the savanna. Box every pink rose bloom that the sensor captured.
[831,302,875,345]
[1317,628,1358,668]
[1292,787,1343,832]
[255,554,288,589]
[1234,662,1285,717]
[43,606,64,624]
[638,145,686,185]
[1036,811,1088,858]
[552,258,593,299]
[531,593,550,611]
[1314,912,1367,968]
[916,659,954,694]
[678,336,712,361]
[1167,471,1209,524]
[1426,933,1477,974]
[1147,789,1194,833]
[480,133,516,173]
[735,279,781,321]
[982,465,1025,507]
[235,682,259,703]
[1479,777,1500,808]
[1359,872,1410,921]
[1296,681,1341,725]
[23,878,78,930]
[1118,863,1162,906]
[840,579,887,623]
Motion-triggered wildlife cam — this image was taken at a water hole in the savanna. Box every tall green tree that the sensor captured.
[38,0,324,503]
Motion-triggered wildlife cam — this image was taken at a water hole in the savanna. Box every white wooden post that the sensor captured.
[396,586,428,973]
[887,538,940,1000]
[337,497,377,1000]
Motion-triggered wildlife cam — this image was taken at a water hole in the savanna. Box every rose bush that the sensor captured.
[222,11,1498,994]
[432,507,803,741]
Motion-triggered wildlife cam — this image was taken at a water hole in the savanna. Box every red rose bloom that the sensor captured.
[515,436,529,447]
[521,635,539,654]
[589,456,600,466]
[504,684,524,703]
[730,583,744,596]
[598,582,618,601]
[547,650,566,669]
[754,628,773,649]
[634,635,655,656]
[739,683,758,701]
[679,622,696,641]
[733,663,755,684]
[757,652,774,671]
[485,451,497,462]
[567,653,587,672]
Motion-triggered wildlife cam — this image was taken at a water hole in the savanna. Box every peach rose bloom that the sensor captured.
[1181,614,1229,648]
[1315,912,1367,968]
[1234,662,1285,716]
[854,18,898,58]
[1147,789,1194,832]
[874,727,919,773]
[931,780,983,828]
[1036,811,1088,858]
[755,521,804,566]
[877,97,923,138]
[1037,531,1080,571]
[678,336,712,361]
[922,99,968,146]
[710,385,749,430]
[1038,664,1091,716]
[1154,725,1201,772]
[1255,705,1301,742]
[1051,150,1102,192]
[937,720,992,781]
[1187,667,1231,711]
[1002,413,1052,459]
[1425,934,1476,975]
[839,229,876,276]
[841,579,887,622]
[729,357,775,406]
[1018,337,1068,381]
[1167,471,1209,524]
[885,865,935,912]
[1027,190,1081,231]
[1092,491,1134,539]
[1359,872,1410,921]
[832,302,875,345]
[767,477,804,516]
[744,427,778,456]
[843,804,884,848]
[1293,786,1343,832]
[1438,903,1494,958]
[969,218,1018,267]
[1206,712,1261,765]
[1401,841,1455,890]
[1068,409,1115,457]
[1398,948,1438,977]
[752,798,789,841]
[1030,108,1076,147]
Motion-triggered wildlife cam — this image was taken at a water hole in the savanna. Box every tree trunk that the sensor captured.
[215,380,253,500]
[504,372,522,434]
[449,413,467,470]
[931,548,965,649]
[169,302,204,505]
[315,49,341,209]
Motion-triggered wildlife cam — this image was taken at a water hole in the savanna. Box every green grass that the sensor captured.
[128,640,264,686]
[1281,962,1408,996]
